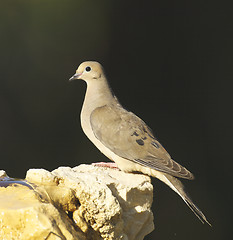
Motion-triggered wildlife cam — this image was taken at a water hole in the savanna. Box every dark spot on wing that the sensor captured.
[142,136,147,140]
[143,126,156,140]
[136,139,144,146]
[152,141,160,148]
[142,126,146,133]
[131,131,139,137]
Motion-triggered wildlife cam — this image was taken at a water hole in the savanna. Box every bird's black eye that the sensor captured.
[85,66,91,72]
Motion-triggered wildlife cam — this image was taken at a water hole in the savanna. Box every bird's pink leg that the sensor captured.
[91,162,119,169]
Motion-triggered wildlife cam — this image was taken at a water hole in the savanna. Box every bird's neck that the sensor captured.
[81,78,117,116]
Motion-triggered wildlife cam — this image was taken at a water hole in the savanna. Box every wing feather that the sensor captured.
[90,104,194,179]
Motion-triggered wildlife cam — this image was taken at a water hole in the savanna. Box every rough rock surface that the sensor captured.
[0,165,154,240]
[0,171,85,240]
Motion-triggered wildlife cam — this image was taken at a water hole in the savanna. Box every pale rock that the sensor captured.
[0,165,154,240]
[50,165,154,240]
[0,177,85,240]
[0,170,7,178]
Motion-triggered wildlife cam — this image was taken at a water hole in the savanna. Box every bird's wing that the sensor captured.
[90,104,194,179]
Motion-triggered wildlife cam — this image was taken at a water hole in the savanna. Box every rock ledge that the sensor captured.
[0,165,154,240]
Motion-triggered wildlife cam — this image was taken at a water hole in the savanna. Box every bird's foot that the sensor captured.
[91,162,119,169]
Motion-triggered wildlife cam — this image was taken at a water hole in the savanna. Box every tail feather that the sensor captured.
[155,171,211,226]
[183,193,212,226]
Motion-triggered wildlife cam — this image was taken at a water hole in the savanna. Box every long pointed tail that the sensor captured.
[183,193,211,226]
[152,170,211,226]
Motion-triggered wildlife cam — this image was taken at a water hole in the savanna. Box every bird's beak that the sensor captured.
[69,73,82,81]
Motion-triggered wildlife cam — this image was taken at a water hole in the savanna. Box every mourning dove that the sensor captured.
[69,61,211,225]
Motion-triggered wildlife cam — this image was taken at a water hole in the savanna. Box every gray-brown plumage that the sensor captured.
[91,104,193,179]
[69,61,211,225]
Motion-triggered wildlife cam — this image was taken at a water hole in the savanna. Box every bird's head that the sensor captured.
[69,61,104,83]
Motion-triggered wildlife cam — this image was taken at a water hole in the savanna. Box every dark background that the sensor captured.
[0,0,232,239]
